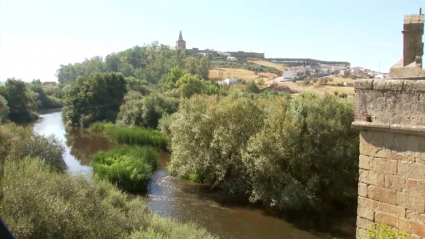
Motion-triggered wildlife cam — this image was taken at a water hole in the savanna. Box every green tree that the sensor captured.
[0,95,9,123]
[160,66,189,91]
[105,53,120,72]
[63,73,127,127]
[0,78,38,122]
[176,73,206,98]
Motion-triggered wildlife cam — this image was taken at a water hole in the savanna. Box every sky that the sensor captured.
[0,0,424,82]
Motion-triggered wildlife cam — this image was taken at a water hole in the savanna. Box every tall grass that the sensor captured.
[90,122,167,151]
[0,158,216,239]
[92,145,158,193]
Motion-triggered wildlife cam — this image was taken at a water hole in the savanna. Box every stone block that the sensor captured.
[379,202,406,217]
[407,210,420,221]
[358,182,367,197]
[375,212,399,228]
[398,162,425,181]
[358,196,379,211]
[357,216,374,230]
[373,79,404,91]
[404,80,425,92]
[384,174,406,191]
[412,222,425,238]
[359,169,385,187]
[368,185,397,205]
[399,217,412,233]
[374,157,397,174]
[354,79,374,90]
[388,150,416,163]
[359,155,373,170]
[356,228,368,239]
[358,206,374,221]
[397,192,425,213]
[407,179,425,198]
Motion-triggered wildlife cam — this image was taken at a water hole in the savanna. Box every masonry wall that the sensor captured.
[353,78,425,238]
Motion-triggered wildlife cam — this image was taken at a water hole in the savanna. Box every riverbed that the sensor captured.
[31,110,355,239]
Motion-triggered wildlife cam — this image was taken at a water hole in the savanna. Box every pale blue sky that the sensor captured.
[0,0,424,82]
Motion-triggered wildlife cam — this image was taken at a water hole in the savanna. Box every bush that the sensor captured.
[0,123,67,172]
[92,146,157,193]
[0,158,216,239]
[245,82,260,93]
[339,92,348,98]
[168,93,359,211]
[90,122,168,151]
[359,223,408,239]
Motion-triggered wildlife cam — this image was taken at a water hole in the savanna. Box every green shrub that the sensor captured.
[91,122,168,150]
[92,146,157,193]
[0,158,216,239]
[339,92,348,98]
[359,223,408,239]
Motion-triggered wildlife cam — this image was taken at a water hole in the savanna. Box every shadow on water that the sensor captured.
[147,153,357,239]
[31,110,356,239]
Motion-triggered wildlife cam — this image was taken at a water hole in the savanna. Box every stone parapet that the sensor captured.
[354,77,425,239]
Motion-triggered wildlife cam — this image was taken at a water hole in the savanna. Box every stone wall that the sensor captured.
[353,78,425,238]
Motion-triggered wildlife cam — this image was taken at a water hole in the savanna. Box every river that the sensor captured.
[31,110,355,239]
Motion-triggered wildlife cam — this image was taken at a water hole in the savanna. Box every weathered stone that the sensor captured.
[407,210,420,221]
[368,185,397,205]
[356,228,368,239]
[359,155,373,170]
[358,182,367,197]
[404,80,425,92]
[358,196,379,211]
[398,162,425,181]
[375,212,399,228]
[379,202,406,217]
[359,169,385,186]
[407,179,425,198]
[373,157,397,174]
[354,79,373,90]
[397,192,425,213]
[384,174,406,191]
[358,206,374,221]
[357,216,374,230]
[412,222,425,238]
[399,217,412,233]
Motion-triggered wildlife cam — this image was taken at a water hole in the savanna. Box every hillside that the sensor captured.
[209,67,277,82]
[246,59,286,71]
[267,58,350,67]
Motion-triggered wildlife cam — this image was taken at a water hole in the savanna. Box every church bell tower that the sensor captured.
[176,30,186,49]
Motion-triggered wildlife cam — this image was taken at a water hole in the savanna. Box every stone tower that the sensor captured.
[176,30,186,50]
[390,10,425,77]
[403,13,424,67]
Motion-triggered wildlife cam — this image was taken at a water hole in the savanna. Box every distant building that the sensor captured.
[176,31,186,49]
[217,78,238,85]
[42,81,57,86]
[283,71,298,79]
[227,56,237,61]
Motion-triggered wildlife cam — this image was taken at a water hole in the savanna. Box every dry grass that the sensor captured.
[246,59,286,71]
[209,67,277,82]
[282,76,355,97]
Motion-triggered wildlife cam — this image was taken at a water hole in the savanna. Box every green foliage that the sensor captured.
[90,122,168,151]
[125,77,151,95]
[0,158,216,239]
[168,93,359,211]
[92,146,157,193]
[0,123,67,172]
[63,73,127,127]
[0,95,9,123]
[29,82,63,109]
[176,73,206,98]
[339,92,348,98]
[0,78,39,122]
[116,91,179,129]
[359,223,408,239]
[160,66,189,91]
[245,82,260,93]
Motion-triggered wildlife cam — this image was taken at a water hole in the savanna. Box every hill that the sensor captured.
[267,58,350,67]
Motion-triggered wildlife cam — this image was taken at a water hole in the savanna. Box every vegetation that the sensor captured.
[63,72,127,126]
[56,43,211,84]
[211,58,281,75]
[359,223,408,239]
[92,146,158,192]
[29,79,63,109]
[0,158,216,239]
[0,78,39,122]
[90,122,168,151]
[168,93,359,211]
[0,95,9,123]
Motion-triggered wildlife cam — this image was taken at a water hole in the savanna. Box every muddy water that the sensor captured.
[32,110,355,239]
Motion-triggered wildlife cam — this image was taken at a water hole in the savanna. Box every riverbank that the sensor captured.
[29,110,356,239]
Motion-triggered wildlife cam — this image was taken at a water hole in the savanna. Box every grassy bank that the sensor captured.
[90,122,168,151]
[0,158,216,239]
[92,146,158,193]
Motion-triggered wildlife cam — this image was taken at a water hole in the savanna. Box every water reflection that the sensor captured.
[32,110,115,174]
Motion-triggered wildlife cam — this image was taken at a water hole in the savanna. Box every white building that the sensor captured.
[218,78,239,85]
[227,56,237,61]
[283,71,298,80]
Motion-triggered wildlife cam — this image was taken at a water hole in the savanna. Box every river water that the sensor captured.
[31,110,355,239]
